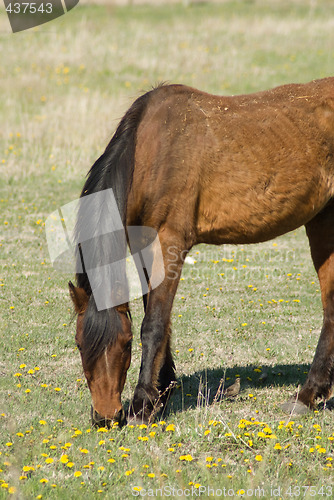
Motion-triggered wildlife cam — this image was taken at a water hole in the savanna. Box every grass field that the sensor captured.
[1,1,334,498]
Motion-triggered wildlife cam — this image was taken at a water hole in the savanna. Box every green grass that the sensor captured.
[1,1,334,498]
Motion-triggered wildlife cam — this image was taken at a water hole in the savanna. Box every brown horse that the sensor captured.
[69,77,334,426]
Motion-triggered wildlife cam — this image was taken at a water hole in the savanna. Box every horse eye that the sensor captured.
[125,340,132,351]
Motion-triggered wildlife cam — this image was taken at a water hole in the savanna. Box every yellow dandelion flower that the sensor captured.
[45,458,54,464]
[97,427,108,433]
[22,466,34,472]
[165,424,175,432]
[255,455,263,462]
[179,454,193,461]
[148,473,155,478]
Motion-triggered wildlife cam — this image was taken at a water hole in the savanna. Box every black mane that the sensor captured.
[74,90,152,368]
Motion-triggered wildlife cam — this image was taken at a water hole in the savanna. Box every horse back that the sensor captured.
[128,78,334,245]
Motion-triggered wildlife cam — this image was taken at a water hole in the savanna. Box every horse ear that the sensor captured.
[69,281,88,313]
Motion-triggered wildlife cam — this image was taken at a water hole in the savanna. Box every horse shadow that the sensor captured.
[123,363,334,420]
[126,363,334,419]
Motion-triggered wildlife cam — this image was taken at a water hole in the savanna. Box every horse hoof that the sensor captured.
[280,398,312,416]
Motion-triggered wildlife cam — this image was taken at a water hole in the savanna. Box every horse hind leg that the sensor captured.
[297,201,334,409]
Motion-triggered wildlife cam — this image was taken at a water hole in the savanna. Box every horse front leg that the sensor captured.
[129,234,186,423]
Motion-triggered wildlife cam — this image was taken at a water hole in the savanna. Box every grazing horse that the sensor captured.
[69,77,334,426]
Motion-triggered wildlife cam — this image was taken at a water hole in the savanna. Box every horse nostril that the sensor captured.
[91,406,125,428]
[91,407,110,428]
[116,408,126,427]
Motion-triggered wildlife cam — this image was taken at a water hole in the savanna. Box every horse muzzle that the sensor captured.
[91,406,126,428]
